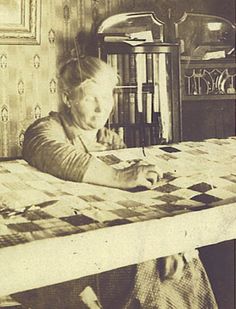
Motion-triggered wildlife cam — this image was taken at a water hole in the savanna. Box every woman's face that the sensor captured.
[69,80,114,130]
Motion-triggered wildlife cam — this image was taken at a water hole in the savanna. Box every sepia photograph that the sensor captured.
[0,0,235,308]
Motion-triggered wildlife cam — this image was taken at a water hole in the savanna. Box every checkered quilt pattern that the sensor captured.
[0,137,236,249]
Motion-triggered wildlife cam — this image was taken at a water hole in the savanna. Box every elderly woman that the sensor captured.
[22,56,217,309]
[23,57,158,190]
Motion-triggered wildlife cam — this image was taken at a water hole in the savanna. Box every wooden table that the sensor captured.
[0,137,236,297]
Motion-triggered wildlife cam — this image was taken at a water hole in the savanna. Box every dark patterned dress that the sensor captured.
[20,111,218,309]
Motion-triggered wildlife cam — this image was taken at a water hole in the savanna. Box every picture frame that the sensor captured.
[0,0,41,45]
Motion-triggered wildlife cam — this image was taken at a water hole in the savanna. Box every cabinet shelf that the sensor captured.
[108,123,160,128]
[181,58,236,69]
[182,94,236,101]
[181,58,236,98]
[181,58,236,141]
[114,84,155,93]
[99,42,179,55]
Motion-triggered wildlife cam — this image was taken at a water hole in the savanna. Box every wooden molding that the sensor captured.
[0,0,41,45]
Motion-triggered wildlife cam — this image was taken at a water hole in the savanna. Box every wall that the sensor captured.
[0,1,59,157]
[0,0,235,157]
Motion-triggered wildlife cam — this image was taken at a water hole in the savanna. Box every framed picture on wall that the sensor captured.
[0,0,41,45]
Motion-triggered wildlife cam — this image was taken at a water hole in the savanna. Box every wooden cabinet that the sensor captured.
[180,59,236,140]
[181,99,235,140]
[96,11,235,144]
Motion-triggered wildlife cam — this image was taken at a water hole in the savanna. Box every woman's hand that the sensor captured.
[115,160,160,190]
[83,157,160,190]
[97,128,126,150]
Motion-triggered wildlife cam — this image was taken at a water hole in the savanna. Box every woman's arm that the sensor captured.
[83,159,159,189]
[23,116,159,189]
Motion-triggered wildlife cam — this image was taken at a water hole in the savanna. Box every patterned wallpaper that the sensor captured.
[0,1,57,158]
[0,0,233,157]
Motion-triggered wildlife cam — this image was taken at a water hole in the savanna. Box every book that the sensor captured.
[142,92,147,123]
[158,53,171,142]
[144,126,151,147]
[118,91,124,123]
[157,113,163,141]
[135,126,141,147]
[151,124,159,145]
[146,92,152,123]
[123,54,130,85]
[123,91,130,124]
[153,53,160,112]
[129,92,136,124]
[150,125,155,145]
[146,53,153,83]
[129,54,136,84]
[117,54,124,85]
[103,30,153,45]
[112,92,119,123]
[136,53,146,112]
[142,92,152,124]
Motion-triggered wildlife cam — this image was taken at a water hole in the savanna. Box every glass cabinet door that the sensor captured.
[97,12,181,147]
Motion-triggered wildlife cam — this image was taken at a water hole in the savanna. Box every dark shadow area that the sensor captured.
[200,240,235,309]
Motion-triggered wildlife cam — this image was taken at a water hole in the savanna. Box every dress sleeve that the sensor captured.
[22,116,94,182]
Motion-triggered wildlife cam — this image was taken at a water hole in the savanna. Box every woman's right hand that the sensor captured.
[115,161,160,190]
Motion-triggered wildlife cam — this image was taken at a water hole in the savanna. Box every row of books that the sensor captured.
[113,122,163,148]
[106,52,171,144]
[107,52,169,117]
[109,91,161,125]
[107,53,158,85]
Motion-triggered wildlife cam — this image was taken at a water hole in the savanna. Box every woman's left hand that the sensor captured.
[97,128,125,150]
